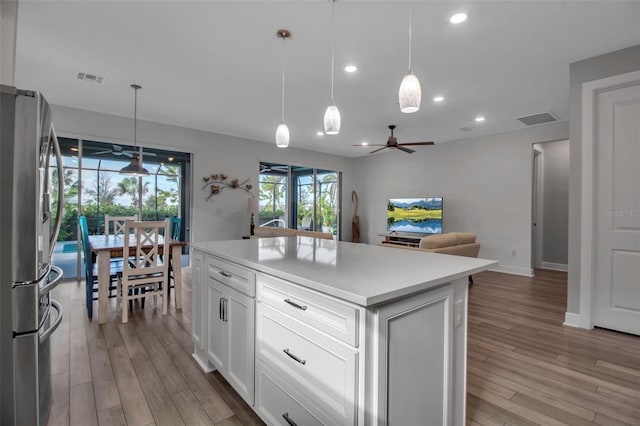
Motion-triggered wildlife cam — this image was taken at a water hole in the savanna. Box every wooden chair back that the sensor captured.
[120,219,170,322]
[105,214,136,236]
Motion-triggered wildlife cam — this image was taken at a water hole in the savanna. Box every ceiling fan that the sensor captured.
[354,125,435,154]
[92,144,156,157]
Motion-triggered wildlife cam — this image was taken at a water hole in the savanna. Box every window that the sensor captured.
[51,138,191,279]
[259,162,341,238]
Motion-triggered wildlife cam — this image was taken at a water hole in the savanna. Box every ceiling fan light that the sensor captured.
[323,103,341,135]
[399,72,422,114]
[275,122,290,148]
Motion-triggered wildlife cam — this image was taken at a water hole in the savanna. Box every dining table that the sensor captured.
[88,234,188,324]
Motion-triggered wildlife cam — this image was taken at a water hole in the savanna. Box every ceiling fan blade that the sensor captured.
[369,146,389,154]
[352,144,386,147]
[397,141,435,146]
[92,150,112,155]
[396,146,415,154]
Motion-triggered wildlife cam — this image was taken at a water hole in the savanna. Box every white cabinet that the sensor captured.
[192,250,256,405]
[206,277,255,403]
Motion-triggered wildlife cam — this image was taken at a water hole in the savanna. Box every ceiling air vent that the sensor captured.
[77,72,105,84]
[516,112,557,126]
[460,126,474,132]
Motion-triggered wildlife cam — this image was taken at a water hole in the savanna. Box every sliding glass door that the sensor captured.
[259,162,341,239]
[51,138,191,279]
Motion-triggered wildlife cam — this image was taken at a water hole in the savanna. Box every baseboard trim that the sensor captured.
[541,262,568,272]
[192,352,215,373]
[563,312,591,329]
[488,265,534,277]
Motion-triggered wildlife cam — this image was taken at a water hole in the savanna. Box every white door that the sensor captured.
[593,81,640,335]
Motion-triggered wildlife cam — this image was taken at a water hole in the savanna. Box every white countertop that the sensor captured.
[191,237,498,307]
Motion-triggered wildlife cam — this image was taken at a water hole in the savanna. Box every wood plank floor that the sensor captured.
[47,268,640,426]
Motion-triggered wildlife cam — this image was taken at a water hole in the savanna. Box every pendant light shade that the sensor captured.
[275,30,291,148]
[323,0,340,135]
[275,122,290,148]
[120,84,149,176]
[323,102,341,135]
[398,6,421,114]
[399,72,422,113]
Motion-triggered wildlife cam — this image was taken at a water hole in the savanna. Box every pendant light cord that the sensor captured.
[408,4,413,72]
[330,0,335,102]
[133,86,138,148]
[281,37,285,122]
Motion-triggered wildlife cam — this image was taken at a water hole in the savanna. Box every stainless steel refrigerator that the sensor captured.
[1,85,65,426]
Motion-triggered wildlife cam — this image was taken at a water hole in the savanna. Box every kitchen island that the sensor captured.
[190,236,497,426]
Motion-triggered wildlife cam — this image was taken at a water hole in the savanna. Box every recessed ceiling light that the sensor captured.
[316,131,324,136]
[449,13,468,24]
[361,141,369,146]
[168,156,174,161]
[433,96,444,102]
[475,116,485,122]
[344,65,358,73]
[70,147,79,152]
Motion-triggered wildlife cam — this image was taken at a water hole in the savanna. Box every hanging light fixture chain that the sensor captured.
[408,4,413,72]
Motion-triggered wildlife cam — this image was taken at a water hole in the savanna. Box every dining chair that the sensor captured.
[78,215,123,318]
[104,214,136,237]
[166,216,182,297]
[118,219,170,323]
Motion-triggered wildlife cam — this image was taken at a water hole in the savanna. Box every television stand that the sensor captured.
[378,232,426,247]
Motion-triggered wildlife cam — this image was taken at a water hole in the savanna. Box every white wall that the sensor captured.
[354,121,568,276]
[0,1,19,85]
[50,105,356,243]
[538,139,569,267]
[567,44,640,314]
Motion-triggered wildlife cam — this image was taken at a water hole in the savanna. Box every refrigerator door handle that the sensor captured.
[39,265,63,297]
[39,299,62,343]
[49,125,64,258]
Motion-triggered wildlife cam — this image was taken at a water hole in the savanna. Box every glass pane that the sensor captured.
[51,137,80,279]
[259,163,287,227]
[295,171,314,231]
[316,170,338,237]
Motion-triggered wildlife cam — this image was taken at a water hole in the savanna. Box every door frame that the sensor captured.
[578,70,640,329]
[531,145,544,270]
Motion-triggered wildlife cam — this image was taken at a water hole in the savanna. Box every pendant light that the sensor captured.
[398,5,422,113]
[275,30,290,148]
[323,0,341,135]
[120,84,150,176]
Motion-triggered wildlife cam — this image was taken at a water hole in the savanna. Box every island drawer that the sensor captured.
[256,303,357,425]
[256,273,360,346]
[256,361,333,426]
[207,255,255,297]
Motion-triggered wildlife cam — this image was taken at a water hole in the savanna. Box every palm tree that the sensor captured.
[85,175,118,205]
[117,177,149,207]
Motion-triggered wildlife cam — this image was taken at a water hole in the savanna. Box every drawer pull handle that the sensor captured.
[283,348,306,365]
[282,412,298,426]
[219,270,232,278]
[284,298,307,311]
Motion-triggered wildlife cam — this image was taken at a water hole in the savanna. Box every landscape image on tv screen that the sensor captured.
[387,197,443,234]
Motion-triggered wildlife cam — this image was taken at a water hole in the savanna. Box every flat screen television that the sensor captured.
[387,197,444,234]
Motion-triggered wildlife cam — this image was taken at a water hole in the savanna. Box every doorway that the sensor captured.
[531,140,570,273]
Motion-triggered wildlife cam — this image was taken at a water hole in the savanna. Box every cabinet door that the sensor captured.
[207,277,227,371]
[375,285,455,426]
[226,286,255,405]
[192,251,204,350]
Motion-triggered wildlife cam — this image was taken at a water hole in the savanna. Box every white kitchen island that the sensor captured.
[190,236,497,426]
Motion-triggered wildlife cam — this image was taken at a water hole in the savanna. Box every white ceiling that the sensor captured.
[15,0,640,157]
